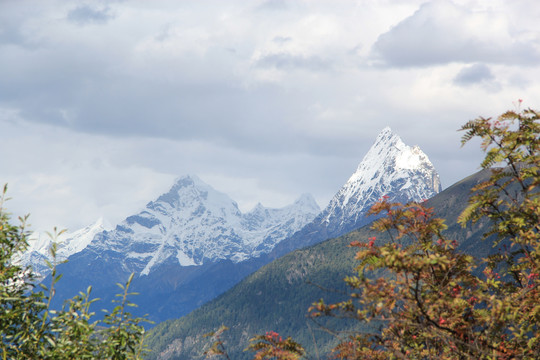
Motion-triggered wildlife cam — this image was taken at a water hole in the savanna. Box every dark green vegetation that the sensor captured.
[144,169,495,359]
[48,246,267,324]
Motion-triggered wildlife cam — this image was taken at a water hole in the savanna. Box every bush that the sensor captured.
[0,185,149,359]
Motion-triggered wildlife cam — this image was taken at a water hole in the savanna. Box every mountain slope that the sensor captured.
[270,127,441,257]
[144,170,493,360]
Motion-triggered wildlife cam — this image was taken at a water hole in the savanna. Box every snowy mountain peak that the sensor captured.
[374,126,398,145]
[375,126,395,143]
[82,175,320,275]
[320,127,441,230]
[347,127,439,190]
[349,127,404,181]
[146,174,242,225]
[293,193,320,211]
[170,174,210,190]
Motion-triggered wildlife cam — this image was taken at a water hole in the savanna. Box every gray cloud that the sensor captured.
[0,23,340,157]
[0,7,43,48]
[1,74,333,157]
[0,22,27,47]
[272,36,292,44]
[1,0,538,234]
[454,64,494,86]
[257,0,288,11]
[67,4,114,25]
[371,0,540,67]
[255,52,331,71]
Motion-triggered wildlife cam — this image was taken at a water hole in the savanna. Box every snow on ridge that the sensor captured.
[18,126,440,279]
[396,145,423,170]
[83,176,321,276]
[176,249,197,267]
[60,217,111,255]
[16,217,109,277]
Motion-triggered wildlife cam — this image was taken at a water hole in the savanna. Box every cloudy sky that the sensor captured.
[1,0,539,233]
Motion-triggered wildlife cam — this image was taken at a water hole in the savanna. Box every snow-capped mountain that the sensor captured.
[270,127,442,256]
[15,218,109,277]
[83,175,319,276]
[46,175,320,322]
[319,126,441,233]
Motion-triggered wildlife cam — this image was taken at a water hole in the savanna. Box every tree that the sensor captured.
[0,185,149,359]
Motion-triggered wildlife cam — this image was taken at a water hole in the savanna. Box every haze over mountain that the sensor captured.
[3,1,534,239]
[84,174,320,275]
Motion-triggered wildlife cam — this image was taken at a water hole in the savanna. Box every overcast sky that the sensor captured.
[1,0,539,233]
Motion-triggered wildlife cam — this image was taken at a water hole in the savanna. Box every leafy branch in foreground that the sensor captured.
[204,326,304,360]
[0,185,150,359]
[311,200,488,359]
[246,331,305,360]
[204,325,232,360]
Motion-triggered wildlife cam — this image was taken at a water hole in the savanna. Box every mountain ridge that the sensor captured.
[15,217,110,278]
[86,174,320,274]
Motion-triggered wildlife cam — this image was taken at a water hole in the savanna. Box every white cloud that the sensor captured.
[0,118,175,232]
